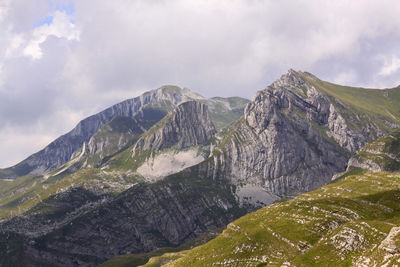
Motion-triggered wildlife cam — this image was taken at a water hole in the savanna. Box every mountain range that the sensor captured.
[1,70,400,266]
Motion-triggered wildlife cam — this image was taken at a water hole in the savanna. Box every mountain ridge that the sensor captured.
[0,86,249,179]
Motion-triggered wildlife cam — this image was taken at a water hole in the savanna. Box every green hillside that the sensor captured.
[0,169,140,219]
[302,72,400,133]
[205,97,250,130]
[146,171,400,266]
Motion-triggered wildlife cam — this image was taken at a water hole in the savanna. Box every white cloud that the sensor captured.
[379,55,400,76]
[333,71,357,85]
[5,34,24,58]
[24,11,79,59]
[0,127,55,167]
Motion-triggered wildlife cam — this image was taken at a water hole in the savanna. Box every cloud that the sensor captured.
[1,0,400,167]
[23,11,79,59]
[379,55,400,76]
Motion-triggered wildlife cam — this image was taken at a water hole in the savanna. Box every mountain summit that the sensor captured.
[0,86,248,179]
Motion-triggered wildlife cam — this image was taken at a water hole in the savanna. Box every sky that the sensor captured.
[1,0,400,167]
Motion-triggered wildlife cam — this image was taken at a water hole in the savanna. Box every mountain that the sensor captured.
[107,100,217,181]
[98,71,400,266]
[147,129,400,266]
[1,70,400,266]
[166,70,400,205]
[0,86,249,179]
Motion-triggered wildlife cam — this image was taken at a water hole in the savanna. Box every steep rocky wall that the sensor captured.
[133,101,216,152]
[211,70,396,197]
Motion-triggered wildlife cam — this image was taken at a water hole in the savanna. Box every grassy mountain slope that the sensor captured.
[348,128,400,173]
[147,171,400,266]
[0,169,140,219]
[83,116,148,168]
[205,97,250,130]
[302,72,400,133]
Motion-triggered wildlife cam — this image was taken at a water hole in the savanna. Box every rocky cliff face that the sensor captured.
[347,128,400,172]
[209,70,399,199]
[209,71,345,198]
[133,101,216,153]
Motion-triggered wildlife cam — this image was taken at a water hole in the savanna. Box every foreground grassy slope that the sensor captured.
[145,172,400,266]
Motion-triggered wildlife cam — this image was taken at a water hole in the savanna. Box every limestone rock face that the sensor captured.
[211,70,395,197]
[133,101,216,153]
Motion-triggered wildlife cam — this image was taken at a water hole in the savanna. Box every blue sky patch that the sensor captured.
[35,15,54,27]
[34,0,76,27]
[54,1,75,16]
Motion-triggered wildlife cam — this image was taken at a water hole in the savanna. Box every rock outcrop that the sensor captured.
[133,101,216,153]
[347,128,400,172]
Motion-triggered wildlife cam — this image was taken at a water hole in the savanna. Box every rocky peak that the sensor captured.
[148,85,205,106]
[245,69,364,152]
[270,69,307,89]
[133,101,216,152]
[219,69,365,198]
